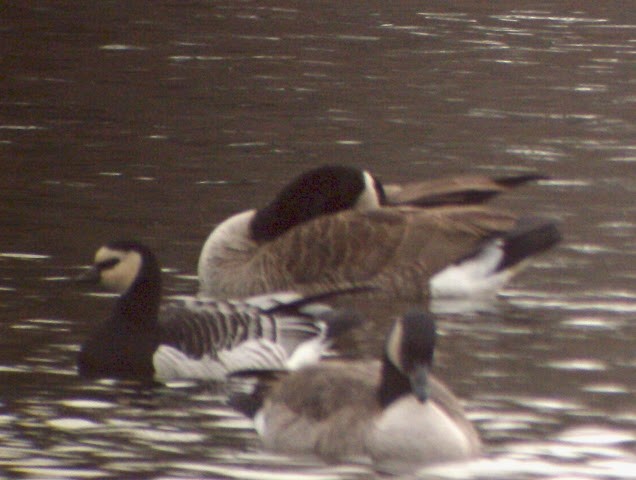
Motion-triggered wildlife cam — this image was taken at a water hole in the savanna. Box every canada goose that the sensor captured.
[230,310,481,473]
[198,165,560,300]
[76,240,360,382]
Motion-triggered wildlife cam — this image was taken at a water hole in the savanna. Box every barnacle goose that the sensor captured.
[76,240,360,382]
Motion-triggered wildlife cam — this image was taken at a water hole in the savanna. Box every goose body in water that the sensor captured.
[230,310,481,474]
[198,165,561,300]
[76,241,358,382]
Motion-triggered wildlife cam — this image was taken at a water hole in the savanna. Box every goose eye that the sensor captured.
[96,258,120,271]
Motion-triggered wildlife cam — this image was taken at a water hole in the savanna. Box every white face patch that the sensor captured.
[354,171,382,211]
[94,246,142,294]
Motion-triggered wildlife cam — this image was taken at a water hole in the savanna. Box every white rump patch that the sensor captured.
[429,240,514,298]
[285,336,330,370]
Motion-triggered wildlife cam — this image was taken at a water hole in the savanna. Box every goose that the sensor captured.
[75,240,360,382]
[198,165,561,300]
[229,310,481,474]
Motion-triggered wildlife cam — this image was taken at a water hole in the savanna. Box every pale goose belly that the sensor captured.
[366,396,480,473]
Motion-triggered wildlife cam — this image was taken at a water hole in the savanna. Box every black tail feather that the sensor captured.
[229,391,263,419]
[320,308,363,340]
[497,217,561,272]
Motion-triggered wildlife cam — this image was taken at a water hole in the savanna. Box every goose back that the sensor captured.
[200,204,519,300]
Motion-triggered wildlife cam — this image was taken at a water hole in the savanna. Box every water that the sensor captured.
[2,1,636,478]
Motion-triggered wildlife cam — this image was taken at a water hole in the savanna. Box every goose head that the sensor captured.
[76,241,164,379]
[250,165,387,242]
[77,241,160,296]
[380,310,437,406]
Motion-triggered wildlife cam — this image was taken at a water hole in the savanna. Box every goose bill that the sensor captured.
[74,266,101,284]
[409,364,430,403]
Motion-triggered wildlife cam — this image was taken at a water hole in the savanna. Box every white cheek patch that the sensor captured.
[385,321,403,371]
[355,171,382,211]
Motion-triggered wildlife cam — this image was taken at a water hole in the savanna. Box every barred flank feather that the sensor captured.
[159,297,324,362]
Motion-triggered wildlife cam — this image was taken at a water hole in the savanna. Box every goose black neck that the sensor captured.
[377,353,412,408]
[113,260,162,328]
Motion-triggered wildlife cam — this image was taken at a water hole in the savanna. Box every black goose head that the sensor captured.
[378,310,437,407]
[250,165,387,242]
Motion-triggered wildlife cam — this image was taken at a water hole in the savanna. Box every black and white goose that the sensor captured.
[198,165,561,301]
[76,241,359,382]
[230,310,481,474]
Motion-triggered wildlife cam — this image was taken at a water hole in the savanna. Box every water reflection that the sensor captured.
[2,0,636,478]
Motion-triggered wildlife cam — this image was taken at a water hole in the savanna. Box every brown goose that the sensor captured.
[198,165,560,300]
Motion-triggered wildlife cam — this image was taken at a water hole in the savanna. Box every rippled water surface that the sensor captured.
[2,1,636,479]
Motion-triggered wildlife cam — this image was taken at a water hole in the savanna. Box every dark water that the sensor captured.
[2,1,636,478]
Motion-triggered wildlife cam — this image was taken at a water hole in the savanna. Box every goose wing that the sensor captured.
[384,174,546,207]
[158,296,325,360]
[153,299,321,379]
[251,205,518,298]
[230,360,380,418]
[229,360,380,459]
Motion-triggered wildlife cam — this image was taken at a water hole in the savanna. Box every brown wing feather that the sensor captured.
[385,174,545,207]
[269,361,380,419]
[252,205,517,299]
[260,361,380,458]
[250,208,408,293]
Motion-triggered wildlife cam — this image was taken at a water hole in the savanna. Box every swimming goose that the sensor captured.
[198,165,560,300]
[230,310,481,473]
[76,240,360,382]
